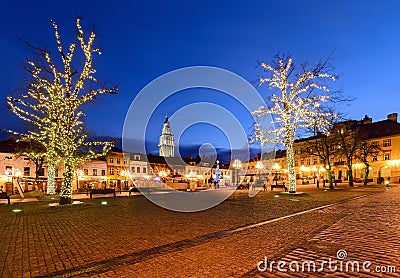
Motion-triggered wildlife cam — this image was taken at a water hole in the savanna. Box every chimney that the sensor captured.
[361,115,372,124]
[387,113,398,122]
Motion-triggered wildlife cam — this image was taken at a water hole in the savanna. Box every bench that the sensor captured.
[0,192,10,205]
[90,188,116,199]
[271,183,287,192]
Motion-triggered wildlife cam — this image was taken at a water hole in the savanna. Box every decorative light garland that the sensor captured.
[7,18,118,204]
[253,56,337,193]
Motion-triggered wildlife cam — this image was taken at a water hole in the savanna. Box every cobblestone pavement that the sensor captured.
[0,185,398,277]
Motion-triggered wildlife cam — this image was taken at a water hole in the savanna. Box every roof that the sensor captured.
[359,119,400,139]
[0,139,45,154]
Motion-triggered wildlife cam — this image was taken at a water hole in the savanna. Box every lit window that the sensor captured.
[313,158,317,165]
[383,139,391,147]
[93,169,97,176]
[117,158,121,164]
[84,169,88,175]
[110,168,114,175]
[101,170,106,176]
[384,152,391,160]
[372,141,379,146]
[143,168,147,173]
[372,155,378,161]
[131,167,135,173]
[110,158,114,163]
[116,169,120,175]
[137,167,141,173]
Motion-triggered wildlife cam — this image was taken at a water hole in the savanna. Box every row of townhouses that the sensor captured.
[1,113,399,194]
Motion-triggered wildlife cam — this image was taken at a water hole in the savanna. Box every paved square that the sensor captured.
[0,186,399,277]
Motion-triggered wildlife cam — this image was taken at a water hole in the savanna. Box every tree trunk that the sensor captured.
[59,159,74,205]
[47,161,56,195]
[364,164,370,185]
[286,143,296,193]
[327,169,334,189]
[348,167,353,187]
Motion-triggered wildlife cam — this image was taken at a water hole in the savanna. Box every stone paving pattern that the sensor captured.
[0,186,398,277]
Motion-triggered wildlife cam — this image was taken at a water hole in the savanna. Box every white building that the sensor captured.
[158,115,175,157]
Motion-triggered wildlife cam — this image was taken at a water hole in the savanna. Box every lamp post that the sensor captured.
[75,169,83,192]
[272,163,281,186]
[120,170,128,191]
[311,166,317,185]
[255,161,264,190]
[232,159,242,188]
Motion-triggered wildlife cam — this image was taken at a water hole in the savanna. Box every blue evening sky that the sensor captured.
[1,0,400,152]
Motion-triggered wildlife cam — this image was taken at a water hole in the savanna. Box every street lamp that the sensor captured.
[255,161,264,189]
[232,159,242,188]
[311,165,317,185]
[75,169,83,192]
[120,170,128,190]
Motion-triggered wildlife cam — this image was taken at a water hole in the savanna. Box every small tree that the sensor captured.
[8,18,118,204]
[335,121,362,187]
[252,54,337,193]
[16,140,46,191]
[357,137,381,185]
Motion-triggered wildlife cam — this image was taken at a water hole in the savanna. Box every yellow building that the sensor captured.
[292,113,400,184]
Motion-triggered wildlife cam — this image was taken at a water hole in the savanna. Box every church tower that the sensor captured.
[159,114,175,157]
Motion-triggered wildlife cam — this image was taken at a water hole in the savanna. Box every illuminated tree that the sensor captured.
[7,18,118,204]
[252,54,337,193]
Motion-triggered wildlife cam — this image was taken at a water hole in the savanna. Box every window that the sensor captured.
[137,167,141,173]
[5,166,12,175]
[84,169,88,175]
[5,156,12,160]
[93,169,97,176]
[143,167,147,173]
[384,152,391,160]
[110,168,114,175]
[117,158,121,164]
[124,160,127,165]
[306,159,311,166]
[383,139,391,147]
[23,167,30,176]
[131,167,135,173]
[55,169,59,177]
[372,141,379,146]
[110,157,114,163]
[24,157,30,160]
[329,146,335,151]
[101,170,106,176]
[300,159,304,165]
[294,161,298,167]
[372,155,378,161]
[116,168,120,175]
[134,155,140,160]
[313,158,317,165]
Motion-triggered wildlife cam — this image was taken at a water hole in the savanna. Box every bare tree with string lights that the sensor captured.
[8,18,118,204]
[252,53,340,193]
